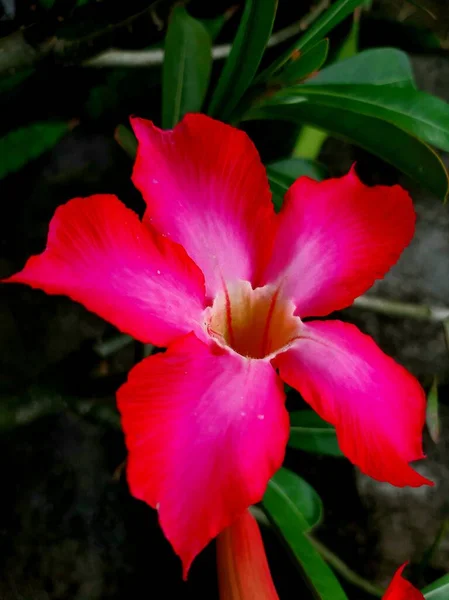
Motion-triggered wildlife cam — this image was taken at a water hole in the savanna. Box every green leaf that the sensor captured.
[162,5,212,129]
[308,48,415,87]
[256,0,366,83]
[267,157,326,180]
[245,98,449,201]
[0,68,33,94]
[114,125,137,159]
[267,468,323,530]
[268,84,449,152]
[0,121,73,180]
[208,0,277,121]
[266,157,326,210]
[264,469,348,600]
[334,11,359,61]
[424,573,449,599]
[273,39,329,87]
[426,377,440,444]
[199,7,235,42]
[289,411,343,457]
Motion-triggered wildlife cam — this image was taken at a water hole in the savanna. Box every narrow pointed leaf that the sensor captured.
[245,101,449,200]
[256,0,366,83]
[289,410,343,456]
[266,157,326,210]
[114,125,137,158]
[273,39,329,87]
[423,574,449,599]
[334,11,359,61]
[264,469,348,600]
[266,468,323,531]
[208,0,277,121]
[162,5,212,128]
[308,47,415,87]
[266,84,449,152]
[199,7,236,41]
[0,120,73,180]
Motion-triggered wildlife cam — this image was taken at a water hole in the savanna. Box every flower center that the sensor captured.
[205,281,303,359]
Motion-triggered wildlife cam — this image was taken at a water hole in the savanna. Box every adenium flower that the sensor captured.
[383,564,424,600]
[217,510,279,600]
[217,510,424,600]
[6,114,431,576]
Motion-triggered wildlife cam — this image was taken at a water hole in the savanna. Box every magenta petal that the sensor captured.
[131,114,277,297]
[274,320,431,487]
[5,195,205,346]
[383,564,424,599]
[262,167,416,317]
[117,333,289,576]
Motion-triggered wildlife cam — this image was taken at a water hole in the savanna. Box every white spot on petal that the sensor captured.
[156,502,160,510]
[240,411,246,417]
[257,414,265,420]
[152,178,159,184]
[157,270,161,275]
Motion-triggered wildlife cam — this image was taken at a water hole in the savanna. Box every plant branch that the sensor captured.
[310,536,385,597]
[352,295,449,322]
[0,0,172,75]
[84,0,331,67]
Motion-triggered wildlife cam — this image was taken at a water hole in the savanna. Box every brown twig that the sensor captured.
[84,0,332,67]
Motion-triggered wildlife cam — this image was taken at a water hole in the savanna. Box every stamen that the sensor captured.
[261,286,281,357]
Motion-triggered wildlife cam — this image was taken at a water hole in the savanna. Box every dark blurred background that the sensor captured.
[1,0,449,598]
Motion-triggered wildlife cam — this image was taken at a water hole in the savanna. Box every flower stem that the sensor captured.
[353,295,449,322]
[309,536,385,597]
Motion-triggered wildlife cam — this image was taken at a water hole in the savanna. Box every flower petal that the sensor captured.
[274,320,431,487]
[262,167,415,317]
[5,195,205,346]
[217,510,279,600]
[131,114,276,298]
[117,333,289,577]
[383,564,424,599]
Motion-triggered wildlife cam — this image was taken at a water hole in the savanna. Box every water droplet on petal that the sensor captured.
[157,269,161,275]
[156,502,160,510]
[257,414,265,420]
[240,411,246,417]
[152,178,159,184]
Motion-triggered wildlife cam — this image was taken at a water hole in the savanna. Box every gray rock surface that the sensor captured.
[352,53,449,586]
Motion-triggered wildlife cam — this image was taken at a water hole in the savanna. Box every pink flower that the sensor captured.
[217,512,424,600]
[217,510,279,600]
[383,564,424,599]
[6,114,431,576]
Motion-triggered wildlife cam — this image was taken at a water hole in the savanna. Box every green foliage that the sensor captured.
[0,68,33,94]
[423,573,449,599]
[0,121,73,180]
[199,11,231,42]
[162,6,212,129]
[268,85,449,153]
[335,12,359,61]
[266,157,326,210]
[208,0,277,121]
[245,87,449,200]
[266,468,323,531]
[272,39,329,87]
[308,47,416,87]
[256,0,367,83]
[289,411,343,457]
[264,468,348,600]
[114,125,137,158]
